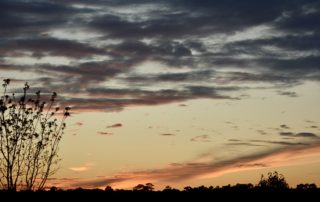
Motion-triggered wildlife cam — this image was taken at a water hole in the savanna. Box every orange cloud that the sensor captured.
[52,142,320,189]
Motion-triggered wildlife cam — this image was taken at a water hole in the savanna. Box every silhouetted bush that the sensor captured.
[257,171,289,189]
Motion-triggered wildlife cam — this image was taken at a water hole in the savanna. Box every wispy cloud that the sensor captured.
[309,125,318,129]
[160,133,176,136]
[280,124,290,129]
[107,123,123,128]
[97,131,113,136]
[190,135,211,142]
[257,130,268,135]
[277,91,298,98]
[69,163,94,172]
[279,131,318,138]
[74,122,84,126]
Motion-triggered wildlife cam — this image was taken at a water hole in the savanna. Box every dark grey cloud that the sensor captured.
[228,138,309,147]
[71,177,131,188]
[251,139,308,146]
[309,125,318,129]
[226,142,263,147]
[178,104,188,107]
[279,131,318,138]
[106,123,123,128]
[85,0,297,39]
[277,91,298,98]
[1,0,319,111]
[296,132,318,138]
[275,1,320,33]
[280,124,290,129]
[0,38,105,58]
[215,72,298,84]
[228,139,240,142]
[153,70,213,82]
[280,132,295,136]
[160,133,176,136]
[0,0,83,37]
[61,86,234,111]
[64,89,233,112]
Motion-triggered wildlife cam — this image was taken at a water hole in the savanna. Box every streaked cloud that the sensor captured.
[69,163,94,172]
[277,91,298,98]
[97,131,113,136]
[160,133,176,136]
[53,141,320,189]
[0,0,319,111]
[279,131,318,138]
[74,122,84,126]
[107,123,123,128]
[190,135,211,142]
[280,124,290,129]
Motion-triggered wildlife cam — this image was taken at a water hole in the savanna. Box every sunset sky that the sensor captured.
[1,0,320,190]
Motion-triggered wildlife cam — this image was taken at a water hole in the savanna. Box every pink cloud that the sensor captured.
[69,163,94,172]
[49,142,320,189]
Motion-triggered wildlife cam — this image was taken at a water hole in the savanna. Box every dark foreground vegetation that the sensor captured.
[1,172,319,201]
[1,184,319,201]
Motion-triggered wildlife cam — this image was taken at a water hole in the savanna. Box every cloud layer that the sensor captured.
[1,0,319,111]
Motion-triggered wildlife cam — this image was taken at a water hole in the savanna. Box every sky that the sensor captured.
[1,0,320,190]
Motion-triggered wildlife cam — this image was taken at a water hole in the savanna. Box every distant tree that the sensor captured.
[296,183,317,190]
[183,186,192,192]
[257,171,289,189]
[49,186,58,192]
[163,185,179,192]
[234,183,254,190]
[0,79,70,191]
[133,183,154,192]
[105,185,113,192]
[195,185,210,192]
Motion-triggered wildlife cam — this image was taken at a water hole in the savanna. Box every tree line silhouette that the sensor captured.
[43,171,316,193]
[1,172,318,201]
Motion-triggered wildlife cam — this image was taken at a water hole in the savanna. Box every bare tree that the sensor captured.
[0,79,70,191]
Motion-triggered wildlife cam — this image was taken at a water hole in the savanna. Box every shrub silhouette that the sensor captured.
[0,79,70,191]
[257,171,289,189]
